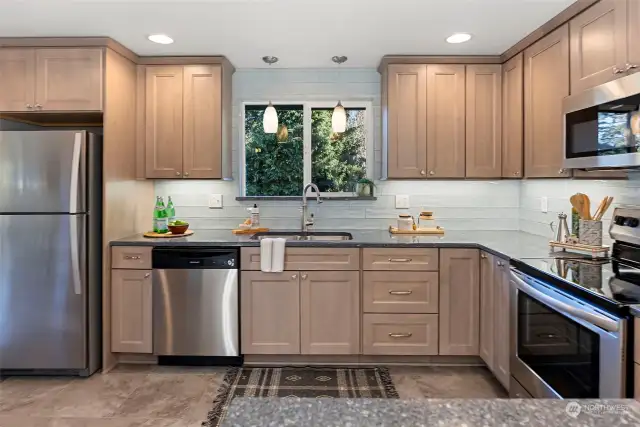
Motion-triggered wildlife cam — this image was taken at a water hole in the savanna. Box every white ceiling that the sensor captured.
[0,0,576,68]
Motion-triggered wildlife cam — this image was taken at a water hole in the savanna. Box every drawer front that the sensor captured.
[362,313,439,355]
[111,246,152,269]
[363,271,438,313]
[635,318,640,364]
[362,248,438,271]
[241,247,360,271]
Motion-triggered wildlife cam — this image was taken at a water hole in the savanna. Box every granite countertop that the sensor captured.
[220,397,640,427]
[111,230,554,260]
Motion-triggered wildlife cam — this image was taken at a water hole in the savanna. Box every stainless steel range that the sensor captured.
[509,206,640,398]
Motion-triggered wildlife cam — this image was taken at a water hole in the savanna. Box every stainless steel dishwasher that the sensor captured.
[152,248,239,357]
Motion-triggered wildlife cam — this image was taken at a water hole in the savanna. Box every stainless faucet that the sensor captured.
[301,183,323,231]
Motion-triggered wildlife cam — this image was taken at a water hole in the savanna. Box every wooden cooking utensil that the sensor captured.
[592,197,607,221]
[570,194,585,219]
[582,194,591,220]
[596,196,614,221]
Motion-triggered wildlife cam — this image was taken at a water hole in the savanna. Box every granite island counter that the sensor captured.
[219,397,640,427]
[111,230,554,260]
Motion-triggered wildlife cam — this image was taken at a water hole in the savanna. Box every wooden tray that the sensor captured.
[389,226,444,235]
[549,240,609,258]
[232,227,270,235]
[143,230,194,238]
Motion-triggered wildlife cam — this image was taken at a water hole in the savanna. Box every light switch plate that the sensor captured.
[395,195,410,209]
[541,196,548,213]
[209,194,223,209]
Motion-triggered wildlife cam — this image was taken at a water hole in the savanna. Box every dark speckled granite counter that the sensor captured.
[111,230,554,260]
[220,398,640,427]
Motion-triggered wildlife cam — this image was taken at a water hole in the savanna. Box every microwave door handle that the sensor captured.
[510,271,619,333]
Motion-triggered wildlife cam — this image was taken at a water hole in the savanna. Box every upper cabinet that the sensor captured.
[139,62,233,179]
[0,48,103,112]
[502,53,524,178]
[465,64,502,178]
[524,24,571,178]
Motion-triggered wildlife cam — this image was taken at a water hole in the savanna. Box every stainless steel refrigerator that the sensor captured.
[0,130,102,376]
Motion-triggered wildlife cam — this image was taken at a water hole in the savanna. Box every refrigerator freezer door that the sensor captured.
[0,214,87,370]
[0,131,86,213]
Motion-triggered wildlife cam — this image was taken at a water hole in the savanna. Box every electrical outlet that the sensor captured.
[541,197,548,213]
[395,195,410,209]
[209,194,223,209]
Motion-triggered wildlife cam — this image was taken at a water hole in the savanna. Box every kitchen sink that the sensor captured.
[250,231,353,241]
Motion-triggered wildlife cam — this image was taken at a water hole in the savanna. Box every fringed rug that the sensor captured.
[203,366,399,427]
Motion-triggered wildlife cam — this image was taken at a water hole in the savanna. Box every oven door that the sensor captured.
[509,269,626,398]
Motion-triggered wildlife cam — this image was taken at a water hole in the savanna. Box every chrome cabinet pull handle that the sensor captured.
[175,171,181,176]
[35,103,42,109]
[389,290,412,295]
[389,332,413,338]
[301,274,308,280]
[625,63,638,71]
[124,255,141,260]
[388,258,413,263]
[420,170,426,176]
[429,170,435,175]
[613,66,624,74]
[144,273,151,278]
[291,274,298,280]
[184,172,189,177]
[481,254,487,259]
[558,168,566,174]
[26,104,33,109]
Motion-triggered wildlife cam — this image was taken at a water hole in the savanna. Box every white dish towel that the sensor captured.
[271,238,286,272]
[260,238,273,272]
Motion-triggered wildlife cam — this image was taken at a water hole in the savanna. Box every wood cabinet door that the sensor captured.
[241,271,300,354]
[300,271,360,355]
[628,0,640,71]
[524,25,571,178]
[502,53,524,178]
[466,65,502,178]
[0,49,35,111]
[386,64,427,178]
[439,248,480,355]
[183,65,222,179]
[111,269,152,353]
[479,252,495,369]
[570,0,627,93]
[494,259,511,390]
[145,66,184,179]
[35,48,103,111]
[426,64,466,178]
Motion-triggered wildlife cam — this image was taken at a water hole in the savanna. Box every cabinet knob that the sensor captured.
[175,171,181,176]
[497,261,504,267]
[613,66,625,74]
[184,172,189,177]
[625,63,638,72]
[291,274,298,280]
[558,168,566,174]
[420,170,426,176]
[144,273,151,278]
[301,274,308,280]
[26,104,33,109]
[429,170,435,175]
[513,171,520,176]
[35,104,42,109]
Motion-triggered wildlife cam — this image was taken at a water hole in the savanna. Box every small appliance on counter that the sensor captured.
[509,206,640,399]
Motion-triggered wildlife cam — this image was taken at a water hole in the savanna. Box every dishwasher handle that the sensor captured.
[152,247,238,269]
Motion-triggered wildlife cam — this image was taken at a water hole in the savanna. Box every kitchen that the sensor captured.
[2,0,640,426]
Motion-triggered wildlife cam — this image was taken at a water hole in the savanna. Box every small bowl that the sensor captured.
[168,224,189,235]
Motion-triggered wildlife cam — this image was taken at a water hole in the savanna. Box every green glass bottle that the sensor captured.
[166,196,176,224]
[154,196,169,234]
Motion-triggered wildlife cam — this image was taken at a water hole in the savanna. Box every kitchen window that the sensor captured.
[241,102,373,197]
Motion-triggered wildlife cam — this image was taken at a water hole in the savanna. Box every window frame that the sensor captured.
[240,100,374,198]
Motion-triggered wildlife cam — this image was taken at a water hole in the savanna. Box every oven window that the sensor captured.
[517,292,600,398]
[565,94,640,158]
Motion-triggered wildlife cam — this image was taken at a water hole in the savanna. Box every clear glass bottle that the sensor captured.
[154,196,168,234]
[166,196,176,224]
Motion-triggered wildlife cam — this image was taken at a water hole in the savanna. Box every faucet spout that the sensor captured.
[301,183,322,231]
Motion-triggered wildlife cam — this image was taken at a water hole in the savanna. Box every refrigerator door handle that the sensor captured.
[69,133,82,213]
[69,215,82,295]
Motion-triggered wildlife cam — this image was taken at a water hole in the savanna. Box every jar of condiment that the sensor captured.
[397,214,413,231]
[418,211,436,228]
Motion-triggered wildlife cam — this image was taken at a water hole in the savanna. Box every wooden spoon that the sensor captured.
[592,197,607,221]
[570,194,585,219]
[582,194,591,220]
[596,197,614,221]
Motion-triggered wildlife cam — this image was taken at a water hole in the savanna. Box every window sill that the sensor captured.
[236,196,377,201]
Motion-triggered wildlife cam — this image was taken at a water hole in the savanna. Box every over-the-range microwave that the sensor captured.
[563,71,640,170]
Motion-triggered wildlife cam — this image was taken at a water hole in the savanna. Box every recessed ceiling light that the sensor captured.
[446,33,472,44]
[148,34,174,45]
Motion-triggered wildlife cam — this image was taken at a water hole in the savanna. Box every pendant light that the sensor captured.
[262,56,279,133]
[331,56,348,133]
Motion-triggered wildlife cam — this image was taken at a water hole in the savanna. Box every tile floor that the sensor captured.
[0,365,506,426]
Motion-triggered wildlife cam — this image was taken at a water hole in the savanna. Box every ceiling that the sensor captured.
[0,0,576,68]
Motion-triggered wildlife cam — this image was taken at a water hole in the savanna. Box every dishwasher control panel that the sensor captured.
[152,248,238,269]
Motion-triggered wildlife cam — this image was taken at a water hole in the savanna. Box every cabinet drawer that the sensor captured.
[636,363,640,400]
[362,313,438,355]
[362,248,438,271]
[241,247,360,271]
[636,318,640,364]
[111,246,152,269]
[363,271,438,313]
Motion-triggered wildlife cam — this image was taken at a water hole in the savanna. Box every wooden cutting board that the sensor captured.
[389,226,444,235]
[232,227,270,235]
[143,230,194,238]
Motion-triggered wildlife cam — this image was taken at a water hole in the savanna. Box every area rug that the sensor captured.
[203,366,399,426]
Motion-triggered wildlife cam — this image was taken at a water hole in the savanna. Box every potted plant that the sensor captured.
[356,178,375,197]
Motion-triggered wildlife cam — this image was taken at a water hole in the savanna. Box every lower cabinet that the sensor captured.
[111,269,153,353]
[241,270,360,355]
[362,313,439,355]
[479,251,510,389]
[439,249,480,355]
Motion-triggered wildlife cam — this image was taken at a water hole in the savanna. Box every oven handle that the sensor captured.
[510,270,620,333]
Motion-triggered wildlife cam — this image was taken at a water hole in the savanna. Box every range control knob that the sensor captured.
[615,215,627,226]
[626,218,640,228]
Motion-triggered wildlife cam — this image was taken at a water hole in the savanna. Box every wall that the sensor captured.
[155,68,520,231]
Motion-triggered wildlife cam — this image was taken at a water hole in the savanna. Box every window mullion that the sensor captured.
[303,103,312,186]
